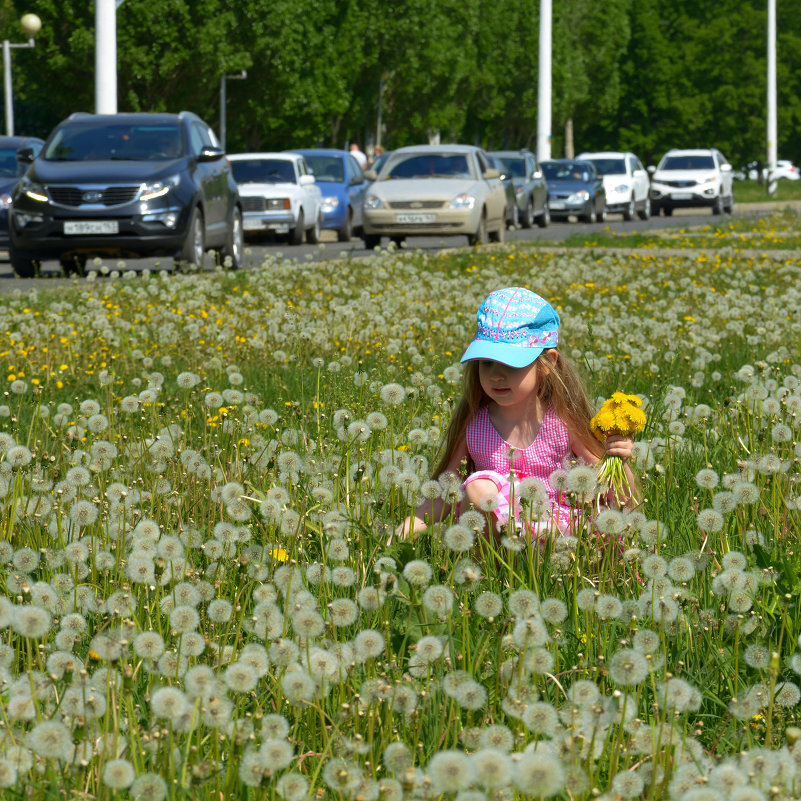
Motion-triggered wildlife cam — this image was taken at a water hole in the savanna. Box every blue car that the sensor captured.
[0,135,44,250]
[288,149,366,241]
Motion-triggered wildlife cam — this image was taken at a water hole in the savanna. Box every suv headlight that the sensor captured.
[450,193,476,209]
[21,179,48,202]
[139,174,181,201]
[321,196,340,211]
[364,194,383,210]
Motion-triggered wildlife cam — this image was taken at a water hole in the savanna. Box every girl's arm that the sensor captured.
[395,436,470,539]
[571,430,637,504]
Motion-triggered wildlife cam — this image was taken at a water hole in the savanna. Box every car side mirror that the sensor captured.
[647,165,656,175]
[363,170,377,181]
[483,168,500,179]
[299,174,315,185]
[532,171,542,180]
[197,146,224,163]
[720,163,732,172]
[633,169,646,177]
[350,175,364,186]
[16,146,36,164]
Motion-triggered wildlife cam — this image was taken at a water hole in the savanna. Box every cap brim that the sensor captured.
[460,339,544,368]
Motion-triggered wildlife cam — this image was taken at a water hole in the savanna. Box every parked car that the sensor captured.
[487,153,518,227]
[490,149,549,228]
[9,111,242,277]
[765,160,800,181]
[578,150,650,220]
[229,153,322,245]
[648,148,733,216]
[540,159,606,222]
[0,135,44,251]
[362,144,507,248]
[288,148,366,241]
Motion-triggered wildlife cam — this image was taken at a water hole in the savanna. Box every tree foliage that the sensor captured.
[1,0,799,166]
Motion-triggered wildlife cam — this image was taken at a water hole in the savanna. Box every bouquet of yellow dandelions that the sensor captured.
[590,391,646,507]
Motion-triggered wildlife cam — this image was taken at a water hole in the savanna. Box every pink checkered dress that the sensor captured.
[464,404,573,528]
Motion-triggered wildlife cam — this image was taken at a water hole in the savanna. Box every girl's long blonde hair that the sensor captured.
[432,350,604,478]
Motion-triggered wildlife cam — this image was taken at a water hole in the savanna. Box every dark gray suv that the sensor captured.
[9,111,243,276]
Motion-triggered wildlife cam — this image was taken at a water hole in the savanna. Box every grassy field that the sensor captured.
[734,179,801,203]
[559,208,801,250]
[0,223,799,799]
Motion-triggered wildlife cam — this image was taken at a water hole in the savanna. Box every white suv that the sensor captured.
[649,148,733,216]
[578,151,650,220]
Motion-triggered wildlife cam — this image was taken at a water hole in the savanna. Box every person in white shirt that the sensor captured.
[349,143,367,169]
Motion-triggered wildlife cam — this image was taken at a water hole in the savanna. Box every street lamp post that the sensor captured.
[3,13,42,136]
[219,70,247,152]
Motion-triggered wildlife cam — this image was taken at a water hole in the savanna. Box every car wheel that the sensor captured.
[712,194,724,215]
[724,196,734,214]
[290,210,305,245]
[337,209,353,242]
[490,218,505,243]
[467,212,488,246]
[60,255,86,276]
[536,200,550,228]
[510,203,519,228]
[180,207,205,266]
[597,202,606,223]
[390,235,405,248]
[221,207,243,269]
[363,233,381,249]
[638,196,651,220]
[663,206,673,217]
[306,212,321,244]
[10,249,40,278]
[623,198,635,221]
[521,198,534,228]
[581,202,596,224]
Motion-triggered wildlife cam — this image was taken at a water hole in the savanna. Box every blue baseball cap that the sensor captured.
[461,287,560,368]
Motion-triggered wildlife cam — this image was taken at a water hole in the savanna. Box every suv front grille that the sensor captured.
[47,186,141,207]
[663,179,698,188]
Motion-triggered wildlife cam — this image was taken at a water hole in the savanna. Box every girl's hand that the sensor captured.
[605,434,634,460]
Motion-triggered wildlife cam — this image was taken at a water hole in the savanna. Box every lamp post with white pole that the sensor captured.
[3,13,42,136]
[766,0,777,196]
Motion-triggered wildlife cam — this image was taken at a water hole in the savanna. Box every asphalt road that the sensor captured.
[0,204,786,292]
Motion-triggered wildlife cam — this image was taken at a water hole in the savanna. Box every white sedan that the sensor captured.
[229,153,322,244]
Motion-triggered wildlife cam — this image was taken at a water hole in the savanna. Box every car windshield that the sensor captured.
[231,159,296,184]
[43,123,185,161]
[541,161,591,181]
[0,148,25,178]
[498,157,526,178]
[590,158,626,175]
[660,155,715,170]
[383,153,473,180]
[303,156,344,183]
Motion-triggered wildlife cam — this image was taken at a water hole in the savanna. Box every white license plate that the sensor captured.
[671,192,692,200]
[549,202,566,210]
[396,213,435,224]
[243,219,266,231]
[64,220,119,235]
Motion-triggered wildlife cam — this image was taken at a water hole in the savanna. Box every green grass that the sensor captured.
[734,178,801,203]
[0,235,799,799]
[552,208,801,250]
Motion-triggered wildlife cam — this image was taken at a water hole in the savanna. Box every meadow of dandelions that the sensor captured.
[0,223,800,800]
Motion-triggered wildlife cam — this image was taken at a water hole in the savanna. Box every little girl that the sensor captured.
[400,286,634,538]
